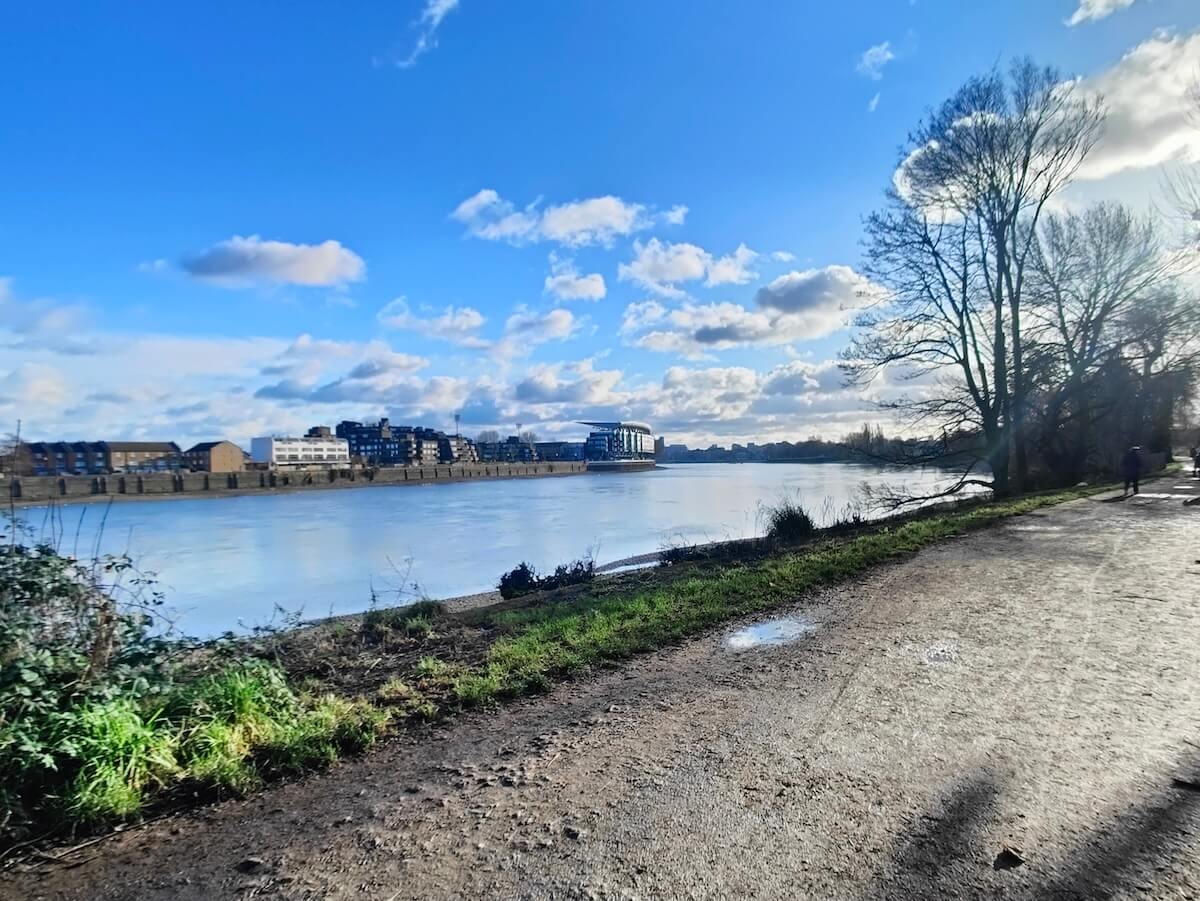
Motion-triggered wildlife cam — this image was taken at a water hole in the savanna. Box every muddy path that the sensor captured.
[8,483,1200,900]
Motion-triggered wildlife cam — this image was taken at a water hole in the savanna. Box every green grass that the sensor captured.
[446,487,1100,707]
[53,661,389,827]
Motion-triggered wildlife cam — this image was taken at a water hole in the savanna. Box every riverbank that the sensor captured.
[8,475,1198,895]
[2,460,591,507]
[0,479,1133,856]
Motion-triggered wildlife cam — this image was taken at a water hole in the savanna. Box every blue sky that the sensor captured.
[2,0,1198,447]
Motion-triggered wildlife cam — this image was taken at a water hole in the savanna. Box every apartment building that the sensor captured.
[250,435,350,469]
[22,440,182,474]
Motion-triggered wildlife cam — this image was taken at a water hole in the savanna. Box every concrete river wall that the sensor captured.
[3,461,591,505]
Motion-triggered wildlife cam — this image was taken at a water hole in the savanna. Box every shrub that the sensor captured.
[498,562,540,599]
[764,497,816,544]
[498,556,595,599]
[0,533,389,840]
[0,536,174,833]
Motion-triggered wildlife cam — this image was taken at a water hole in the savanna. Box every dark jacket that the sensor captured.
[1121,449,1141,477]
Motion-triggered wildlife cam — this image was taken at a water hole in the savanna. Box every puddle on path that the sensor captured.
[725,616,815,650]
[922,642,959,665]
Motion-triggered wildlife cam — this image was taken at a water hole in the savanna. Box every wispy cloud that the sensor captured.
[1066,0,1136,26]
[867,92,881,113]
[856,41,894,80]
[396,0,460,69]
[452,189,685,248]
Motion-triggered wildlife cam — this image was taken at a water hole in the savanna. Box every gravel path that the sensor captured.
[8,480,1200,900]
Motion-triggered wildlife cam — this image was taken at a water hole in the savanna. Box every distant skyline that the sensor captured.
[1,1,1198,447]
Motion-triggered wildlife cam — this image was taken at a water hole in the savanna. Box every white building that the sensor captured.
[250,436,351,469]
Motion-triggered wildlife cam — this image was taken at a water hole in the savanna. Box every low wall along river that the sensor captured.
[3,461,598,504]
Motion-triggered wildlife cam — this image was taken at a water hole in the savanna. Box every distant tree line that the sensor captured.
[842,60,1200,499]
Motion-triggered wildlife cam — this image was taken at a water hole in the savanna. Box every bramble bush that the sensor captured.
[498,556,595,600]
[0,528,386,843]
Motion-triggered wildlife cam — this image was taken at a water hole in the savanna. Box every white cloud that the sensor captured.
[619,299,668,336]
[540,197,645,247]
[181,235,366,287]
[622,265,883,357]
[868,92,881,113]
[705,244,759,287]
[770,251,796,262]
[617,238,760,297]
[395,0,460,68]
[376,298,489,347]
[543,254,607,301]
[502,307,577,343]
[451,189,683,247]
[856,42,894,80]
[1066,0,1136,26]
[0,278,96,354]
[492,307,581,362]
[755,265,884,315]
[1074,29,1200,181]
[514,360,624,405]
[661,205,689,226]
[618,239,710,297]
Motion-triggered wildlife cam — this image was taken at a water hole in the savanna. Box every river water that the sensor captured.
[19,463,955,636]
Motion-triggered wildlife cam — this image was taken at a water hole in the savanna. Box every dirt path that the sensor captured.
[8,482,1200,900]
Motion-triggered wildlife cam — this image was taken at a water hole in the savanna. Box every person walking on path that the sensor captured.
[1122,445,1143,496]
[1192,446,1199,477]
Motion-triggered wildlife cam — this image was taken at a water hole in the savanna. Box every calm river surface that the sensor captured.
[22,463,954,635]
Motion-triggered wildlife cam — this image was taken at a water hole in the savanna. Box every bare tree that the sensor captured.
[1161,78,1200,251]
[475,429,500,444]
[903,60,1103,491]
[846,58,1105,497]
[518,430,539,446]
[1024,205,1181,480]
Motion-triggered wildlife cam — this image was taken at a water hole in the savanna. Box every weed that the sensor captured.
[362,601,444,642]
[764,496,816,543]
[404,615,434,638]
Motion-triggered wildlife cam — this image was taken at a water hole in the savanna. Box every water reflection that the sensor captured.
[725,617,816,650]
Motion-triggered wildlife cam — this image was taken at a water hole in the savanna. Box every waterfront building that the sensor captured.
[477,436,537,463]
[305,425,334,439]
[99,442,184,473]
[25,441,77,475]
[333,419,476,466]
[581,422,656,462]
[250,435,350,469]
[184,440,245,473]
[535,441,585,462]
[335,418,406,466]
[23,440,182,474]
[439,433,480,464]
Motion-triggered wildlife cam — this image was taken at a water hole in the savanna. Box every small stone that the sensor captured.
[994,846,1025,870]
[235,857,265,874]
[563,825,586,840]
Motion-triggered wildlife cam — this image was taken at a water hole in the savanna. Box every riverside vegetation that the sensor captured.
[0,482,1114,849]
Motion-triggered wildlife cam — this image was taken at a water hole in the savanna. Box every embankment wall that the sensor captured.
[3,461,590,505]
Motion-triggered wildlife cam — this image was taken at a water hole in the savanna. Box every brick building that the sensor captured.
[183,441,245,473]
